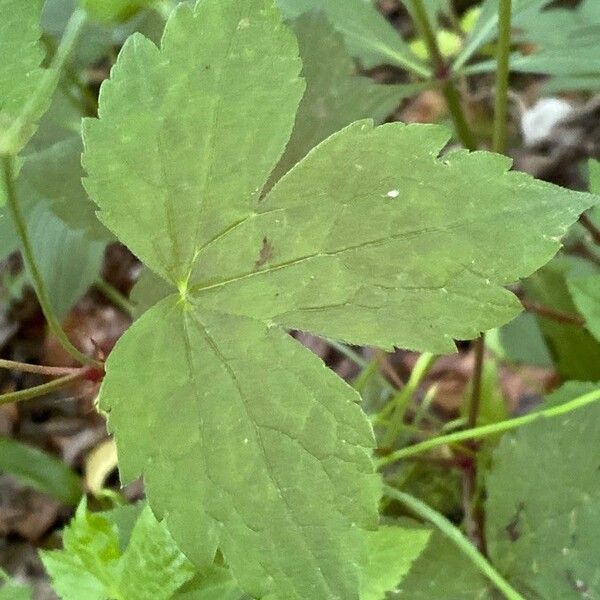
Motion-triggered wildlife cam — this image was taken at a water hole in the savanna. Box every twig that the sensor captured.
[0,370,93,407]
[520,298,585,326]
[0,359,81,377]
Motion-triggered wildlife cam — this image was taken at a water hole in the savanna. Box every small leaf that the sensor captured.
[0,569,33,600]
[0,437,82,505]
[117,506,195,599]
[524,256,600,380]
[270,13,424,185]
[41,502,122,600]
[568,275,600,343]
[79,0,154,23]
[276,0,427,74]
[43,501,195,600]
[360,524,431,600]
[485,382,600,598]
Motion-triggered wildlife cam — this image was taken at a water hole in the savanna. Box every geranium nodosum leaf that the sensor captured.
[190,121,596,352]
[83,0,598,598]
[100,296,379,599]
[83,0,304,287]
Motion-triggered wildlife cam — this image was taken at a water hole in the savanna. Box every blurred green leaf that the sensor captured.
[523,256,600,380]
[0,437,81,505]
[276,0,429,75]
[487,312,553,368]
[79,0,155,23]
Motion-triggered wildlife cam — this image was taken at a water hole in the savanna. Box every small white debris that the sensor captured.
[387,189,400,198]
[243,438,249,444]
[238,17,250,29]
[521,98,573,146]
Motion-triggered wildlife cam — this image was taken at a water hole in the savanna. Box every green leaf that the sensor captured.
[523,256,600,380]
[568,275,600,343]
[508,0,600,85]
[0,436,82,505]
[191,121,594,353]
[0,0,45,124]
[487,313,553,368]
[396,531,490,598]
[173,568,245,600]
[276,0,429,75]
[79,0,154,23]
[83,0,305,287]
[270,13,422,185]
[43,501,195,600]
[118,506,195,599]
[453,0,550,71]
[83,1,598,597]
[0,570,33,600]
[360,524,431,600]
[485,382,600,598]
[0,140,109,318]
[42,501,123,600]
[100,297,379,599]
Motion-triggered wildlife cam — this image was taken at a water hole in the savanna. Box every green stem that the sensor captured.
[1,157,100,367]
[95,279,135,315]
[0,371,89,406]
[378,387,600,467]
[1,9,87,154]
[383,486,526,600]
[381,353,437,445]
[492,0,512,154]
[409,0,477,150]
[0,359,80,377]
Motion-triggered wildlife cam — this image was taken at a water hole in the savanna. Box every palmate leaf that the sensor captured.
[83,0,597,598]
[485,383,600,599]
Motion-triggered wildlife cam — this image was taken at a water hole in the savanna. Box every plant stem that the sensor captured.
[1,9,87,154]
[378,387,600,467]
[579,213,600,246]
[460,333,486,552]
[95,279,135,315]
[492,0,512,154]
[0,359,81,377]
[383,486,526,600]
[1,157,100,368]
[0,370,90,406]
[381,353,437,445]
[409,0,476,150]
[520,298,585,326]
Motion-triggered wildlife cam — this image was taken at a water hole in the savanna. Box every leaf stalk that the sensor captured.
[377,387,600,467]
[383,486,526,600]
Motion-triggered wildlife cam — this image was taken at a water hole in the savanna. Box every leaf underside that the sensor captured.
[83,0,597,598]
